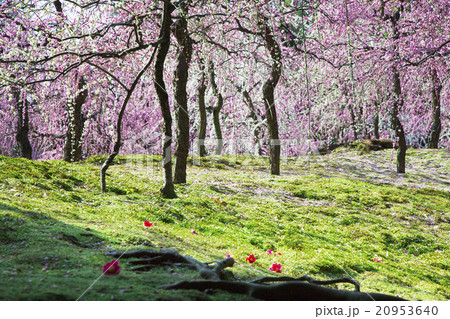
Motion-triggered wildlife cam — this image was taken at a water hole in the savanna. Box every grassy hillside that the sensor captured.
[0,149,449,301]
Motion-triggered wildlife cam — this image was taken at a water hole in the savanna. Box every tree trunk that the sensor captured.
[392,66,407,174]
[173,4,193,184]
[197,59,207,157]
[209,61,224,155]
[390,7,407,174]
[212,110,223,155]
[12,87,32,159]
[63,76,88,162]
[373,112,380,140]
[100,49,158,193]
[243,89,263,156]
[344,0,359,141]
[261,22,282,175]
[341,84,358,141]
[428,69,442,149]
[154,0,176,198]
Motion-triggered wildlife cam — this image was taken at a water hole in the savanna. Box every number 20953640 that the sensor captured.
[376,306,438,316]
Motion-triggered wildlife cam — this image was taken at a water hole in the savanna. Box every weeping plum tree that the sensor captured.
[235,12,282,175]
[0,0,449,174]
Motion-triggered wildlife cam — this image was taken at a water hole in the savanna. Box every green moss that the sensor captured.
[0,150,449,300]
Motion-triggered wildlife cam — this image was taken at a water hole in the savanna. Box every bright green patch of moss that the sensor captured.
[0,150,449,300]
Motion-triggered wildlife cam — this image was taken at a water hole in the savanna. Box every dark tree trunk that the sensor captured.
[261,22,282,175]
[243,89,263,156]
[208,61,224,155]
[391,66,407,174]
[100,49,158,193]
[342,82,358,141]
[173,4,193,184]
[373,112,380,140]
[63,76,88,162]
[12,87,32,159]
[428,69,442,149]
[154,0,176,198]
[389,7,407,174]
[197,59,207,157]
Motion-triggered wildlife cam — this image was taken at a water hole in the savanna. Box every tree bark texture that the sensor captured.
[428,69,442,149]
[63,76,88,162]
[208,61,224,155]
[390,8,407,174]
[243,89,263,156]
[373,112,380,140]
[154,0,176,198]
[197,59,207,157]
[173,4,193,184]
[12,86,32,159]
[261,21,282,175]
[391,66,407,174]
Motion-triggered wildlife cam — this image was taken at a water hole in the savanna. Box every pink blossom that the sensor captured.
[190,229,198,235]
[373,258,382,263]
[143,221,153,227]
[267,249,273,255]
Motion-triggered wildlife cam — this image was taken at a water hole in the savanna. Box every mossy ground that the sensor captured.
[0,149,449,301]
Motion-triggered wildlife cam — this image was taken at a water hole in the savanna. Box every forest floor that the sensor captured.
[0,147,449,301]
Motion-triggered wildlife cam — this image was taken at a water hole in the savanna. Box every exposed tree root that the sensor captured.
[250,275,360,292]
[107,249,235,280]
[162,280,407,301]
[107,249,406,301]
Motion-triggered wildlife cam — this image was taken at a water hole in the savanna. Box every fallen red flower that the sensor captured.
[246,254,256,264]
[270,263,282,273]
[102,260,121,276]
[143,221,153,227]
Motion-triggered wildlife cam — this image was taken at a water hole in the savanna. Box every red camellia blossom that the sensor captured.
[246,254,256,264]
[270,263,282,273]
[267,249,273,255]
[102,260,121,276]
[143,221,153,227]
[226,253,231,258]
